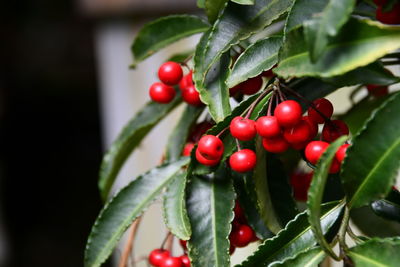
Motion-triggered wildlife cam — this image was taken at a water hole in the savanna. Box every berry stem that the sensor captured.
[160,232,173,250]
[235,138,242,151]
[118,216,142,267]
[267,93,276,116]
[338,204,350,253]
[382,60,400,66]
[382,52,400,59]
[243,86,273,119]
[216,126,229,138]
[165,232,174,253]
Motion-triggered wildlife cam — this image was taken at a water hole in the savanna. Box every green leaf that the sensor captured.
[226,36,282,88]
[275,18,400,78]
[205,0,228,23]
[342,92,400,208]
[237,201,344,267]
[347,238,400,266]
[165,51,194,63]
[269,247,326,267]
[303,0,356,61]
[371,189,400,223]
[163,172,191,240]
[231,0,255,5]
[99,98,181,201]
[200,0,294,78]
[307,137,347,258]
[197,0,206,8]
[166,105,203,161]
[131,15,208,65]
[186,167,235,267]
[85,158,190,267]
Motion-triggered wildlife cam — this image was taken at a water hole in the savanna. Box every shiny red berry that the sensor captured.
[290,171,313,201]
[366,84,389,97]
[230,117,257,141]
[180,255,190,267]
[182,85,202,106]
[241,76,263,95]
[322,120,349,142]
[198,135,224,160]
[179,71,193,90]
[335,143,350,163]
[283,120,311,144]
[274,100,302,127]
[229,149,257,173]
[158,61,183,85]
[376,3,400,24]
[182,143,195,156]
[307,98,333,124]
[230,224,255,248]
[149,82,176,104]
[234,201,245,222]
[229,244,236,255]
[262,135,290,153]
[305,141,329,165]
[149,249,170,267]
[256,116,281,138]
[291,141,308,150]
[160,256,183,267]
[329,159,341,174]
[195,148,220,166]
[302,116,318,140]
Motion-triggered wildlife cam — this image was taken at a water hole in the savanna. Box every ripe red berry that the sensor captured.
[302,116,318,140]
[256,116,281,138]
[229,84,242,96]
[261,69,274,78]
[274,100,302,127]
[179,71,193,90]
[366,84,389,97]
[197,135,224,160]
[160,256,184,267]
[376,3,400,24]
[329,159,341,174]
[290,171,313,201]
[158,61,183,85]
[291,141,308,150]
[179,240,187,250]
[229,149,257,173]
[234,201,245,222]
[230,117,257,141]
[182,85,203,106]
[149,249,170,267]
[195,148,220,166]
[307,98,333,124]
[335,143,350,163]
[241,76,263,95]
[305,141,329,165]
[262,135,290,153]
[180,255,190,267]
[230,224,255,248]
[229,244,236,255]
[322,120,349,142]
[182,143,195,156]
[283,120,311,144]
[149,82,176,104]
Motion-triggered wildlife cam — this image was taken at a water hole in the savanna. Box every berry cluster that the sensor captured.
[149,62,202,106]
[375,0,400,24]
[148,247,190,267]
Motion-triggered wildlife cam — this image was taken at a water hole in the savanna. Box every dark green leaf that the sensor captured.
[231,0,255,5]
[131,15,208,65]
[307,137,347,258]
[163,172,191,240]
[269,247,325,267]
[284,0,328,33]
[99,97,181,200]
[166,51,194,63]
[186,167,235,267]
[275,18,400,78]
[205,0,228,23]
[371,189,400,223]
[342,92,400,208]
[347,238,400,266]
[236,201,344,267]
[227,36,282,88]
[85,158,190,267]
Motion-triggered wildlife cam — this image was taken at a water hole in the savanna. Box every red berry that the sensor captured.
[179,240,187,250]
[305,141,329,165]
[229,84,242,96]
[229,244,236,255]
[149,249,170,267]
[188,122,214,143]
[262,135,290,153]
[290,171,313,201]
[322,120,349,142]
[230,224,255,248]
[283,120,311,144]
[180,255,190,267]
[230,117,257,141]
[329,159,341,174]
[291,141,308,150]
[307,98,333,124]
[261,69,274,78]
[274,100,302,127]
[241,76,263,95]
[374,0,387,5]
[195,148,220,166]
[160,256,183,267]
[182,85,203,106]
[149,82,176,104]
[182,143,195,156]
[234,201,245,222]
[229,149,257,173]
[158,61,183,85]
[335,143,350,163]
[256,116,281,138]
[198,135,224,160]
[376,3,400,24]
[366,84,389,97]
[179,71,193,90]
[302,116,318,140]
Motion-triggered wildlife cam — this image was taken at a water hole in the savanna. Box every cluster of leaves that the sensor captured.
[85,0,400,266]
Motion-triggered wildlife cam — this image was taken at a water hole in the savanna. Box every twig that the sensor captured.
[119,217,142,267]
[382,60,400,66]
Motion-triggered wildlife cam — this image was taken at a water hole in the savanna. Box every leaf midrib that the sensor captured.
[304,250,325,267]
[348,252,389,267]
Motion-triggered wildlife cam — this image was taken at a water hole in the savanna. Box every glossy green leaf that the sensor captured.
[284,0,328,33]
[269,247,325,267]
[226,36,282,88]
[205,0,228,23]
[166,51,194,63]
[163,172,191,240]
[85,158,190,267]
[371,189,400,223]
[99,97,181,201]
[303,0,356,61]
[231,0,255,5]
[347,238,400,266]
[307,137,347,258]
[275,18,400,78]
[237,201,344,267]
[342,92,400,208]
[186,167,235,267]
[166,105,203,161]
[131,15,208,65]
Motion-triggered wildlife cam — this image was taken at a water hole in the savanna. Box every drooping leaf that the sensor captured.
[131,15,209,65]
[226,36,282,88]
[205,0,229,23]
[163,172,191,240]
[307,137,347,258]
[99,97,181,201]
[347,238,400,266]
[237,201,344,267]
[342,92,400,208]
[371,189,400,223]
[186,167,235,267]
[85,158,190,267]
[303,0,356,61]
[269,246,326,267]
[231,0,255,5]
[275,18,400,78]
